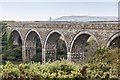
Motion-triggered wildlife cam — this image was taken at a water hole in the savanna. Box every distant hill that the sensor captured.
[51,16,118,22]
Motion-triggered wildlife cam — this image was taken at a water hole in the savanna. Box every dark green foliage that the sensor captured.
[2,46,22,63]
[31,42,42,62]
[0,22,7,53]
[89,48,119,64]
[0,21,22,63]
[56,38,67,60]
[96,48,108,55]
[30,36,42,62]
[89,48,120,79]
[31,53,42,62]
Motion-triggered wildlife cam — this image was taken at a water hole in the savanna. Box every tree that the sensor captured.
[56,38,67,60]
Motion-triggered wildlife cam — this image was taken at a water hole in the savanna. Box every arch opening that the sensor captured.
[9,30,22,46]
[25,31,42,62]
[108,35,120,49]
[70,33,98,63]
[7,30,22,61]
[45,32,67,62]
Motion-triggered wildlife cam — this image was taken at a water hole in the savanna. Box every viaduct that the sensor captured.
[6,21,120,63]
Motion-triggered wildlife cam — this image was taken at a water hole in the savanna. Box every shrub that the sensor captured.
[1,59,119,80]
[31,53,42,62]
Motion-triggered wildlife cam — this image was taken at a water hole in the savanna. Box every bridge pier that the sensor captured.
[42,49,46,63]
[22,46,26,62]
[67,52,71,62]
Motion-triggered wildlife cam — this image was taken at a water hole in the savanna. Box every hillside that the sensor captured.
[52,16,118,22]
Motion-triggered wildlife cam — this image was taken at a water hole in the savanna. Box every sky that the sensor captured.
[0,0,119,21]
[0,0,119,2]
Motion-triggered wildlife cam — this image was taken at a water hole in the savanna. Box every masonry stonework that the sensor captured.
[6,21,120,63]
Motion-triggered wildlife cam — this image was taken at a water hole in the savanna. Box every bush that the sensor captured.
[31,53,42,62]
[1,59,119,80]
[2,46,22,62]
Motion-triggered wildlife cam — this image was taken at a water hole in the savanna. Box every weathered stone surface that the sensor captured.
[7,21,120,63]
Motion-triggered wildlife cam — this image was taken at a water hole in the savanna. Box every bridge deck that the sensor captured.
[6,21,120,30]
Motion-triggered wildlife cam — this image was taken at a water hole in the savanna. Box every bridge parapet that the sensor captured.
[6,21,119,30]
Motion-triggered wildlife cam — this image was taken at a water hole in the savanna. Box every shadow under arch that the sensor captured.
[44,30,68,62]
[106,32,120,49]
[9,29,23,45]
[8,29,23,61]
[24,29,42,62]
[70,31,98,63]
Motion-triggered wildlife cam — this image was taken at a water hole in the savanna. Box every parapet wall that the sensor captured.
[6,21,119,30]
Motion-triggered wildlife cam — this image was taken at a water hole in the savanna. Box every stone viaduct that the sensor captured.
[6,21,120,63]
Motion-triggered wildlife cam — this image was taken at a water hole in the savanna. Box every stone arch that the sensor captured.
[24,29,42,62]
[8,29,22,61]
[106,32,120,48]
[44,30,67,62]
[70,31,98,63]
[24,29,42,48]
[9,29,23,45]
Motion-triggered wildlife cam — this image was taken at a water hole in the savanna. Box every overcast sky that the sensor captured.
[0,0,119,21]
[0,0,119,2]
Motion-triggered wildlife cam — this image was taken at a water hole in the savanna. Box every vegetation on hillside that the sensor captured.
[0,48,120,80]
[0,21,22,63]
[0,58,119,80]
